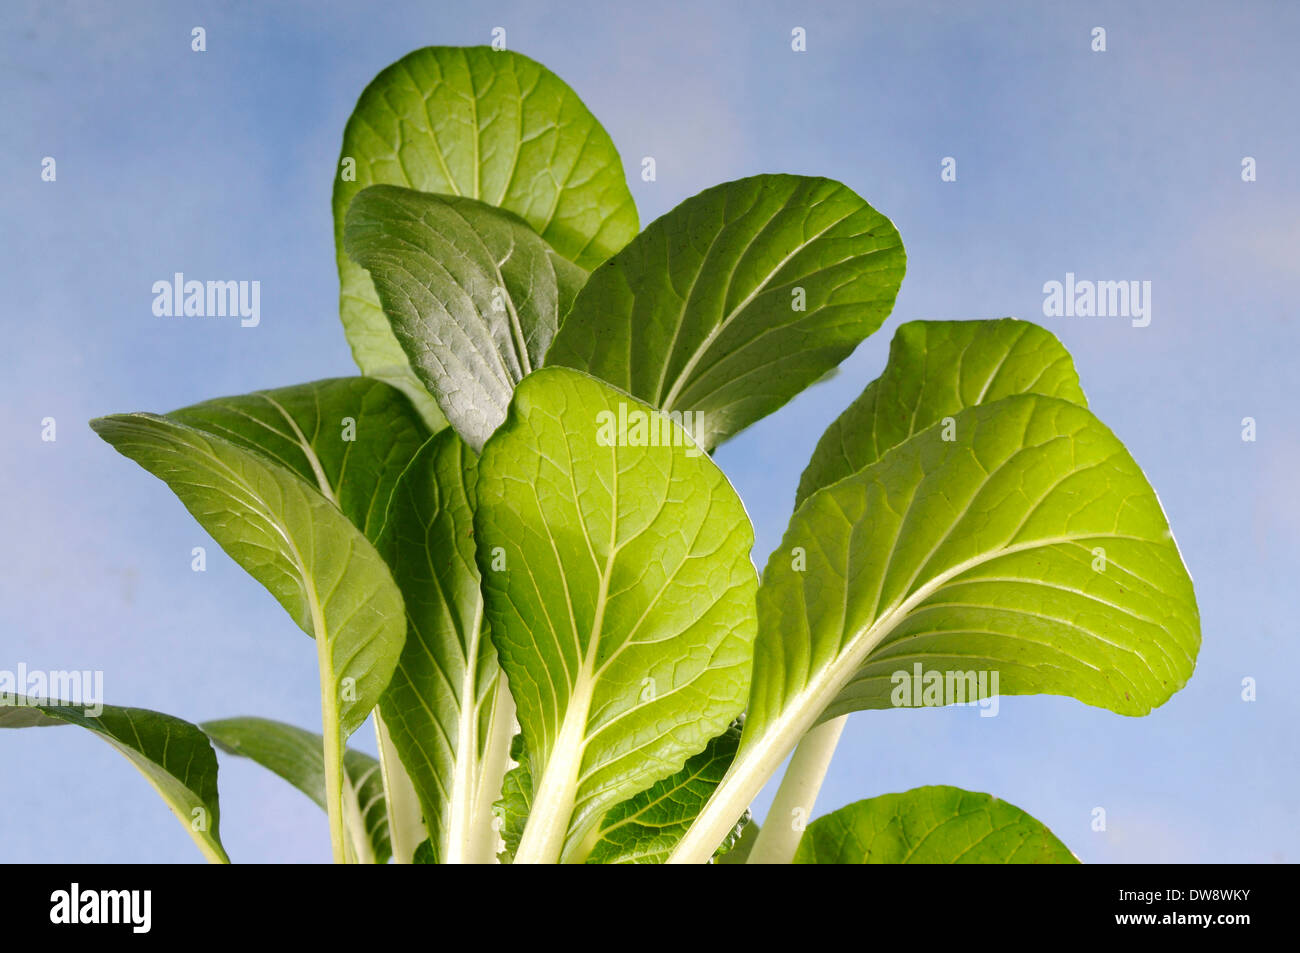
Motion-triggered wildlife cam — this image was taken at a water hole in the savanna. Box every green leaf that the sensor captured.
[475,367,758,862]
[202,716,391,864]
[757,394,1199,727]
[0,697,228,863]
[333,46,638,408]
[167,377,431,540]
[90,413,407,860]
[673,394,1199,862]
[159,379,430,860]
[375,428,516,863]
[793,786,1077,864]
[494,734,532,863]
[547,174,906,451]
[796,318,1087,507]
[345,187,587,452]
[586,723,741,864]
[91,414,405,739]
[365,366,449,433]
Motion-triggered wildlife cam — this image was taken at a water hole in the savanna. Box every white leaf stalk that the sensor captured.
[745,715,847,864]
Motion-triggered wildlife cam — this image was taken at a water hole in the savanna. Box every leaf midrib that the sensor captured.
[263,395,339,506]
[673,527,1171,865]
[658,198,859,413]
[764,531,1166,758]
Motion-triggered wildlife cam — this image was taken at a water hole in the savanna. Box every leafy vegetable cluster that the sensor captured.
[1,46,1200,864]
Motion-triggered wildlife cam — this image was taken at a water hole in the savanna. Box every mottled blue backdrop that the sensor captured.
[3,0,1296,862]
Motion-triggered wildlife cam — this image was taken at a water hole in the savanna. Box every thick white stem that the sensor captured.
[746,715,847,864]
[317,656,348,862]
[464,678,517,864]
[513,680,593,864]
[374,712,427,863]
[671,559,993,864]
[667,705,819,864]
[341,767,376,864]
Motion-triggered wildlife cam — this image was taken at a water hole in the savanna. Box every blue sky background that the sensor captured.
[3,0,1296,863]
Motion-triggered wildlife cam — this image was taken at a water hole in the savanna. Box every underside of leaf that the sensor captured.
[474,367,758,861]
[1,697,229,863]
[548,173,906,450]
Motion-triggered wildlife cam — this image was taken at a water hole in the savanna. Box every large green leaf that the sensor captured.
[167,377,430,540]
[762,395,1200,725]
[375,428,516,863]
[547,174,906,451]
[91,414,405,740]
[475,367,758,862]
[796,318,1087,506]
[344,186,587,452]
[793,786,1077,864]
[586,723,742,864]
[672,394,1200,861]
[163,379,431,860]
[0,697,228,863]
[202,716,391,863]
[91,413,407,859]
[333,46,638,411]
